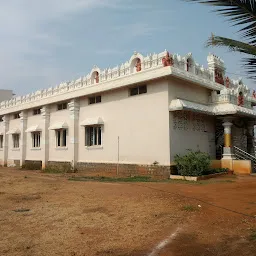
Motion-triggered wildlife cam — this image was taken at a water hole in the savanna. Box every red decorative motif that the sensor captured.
[215,68,224,85]
[136,58,142,72]
[253,90,256,98]
[225,77,230,88]
[95,72,99,83]
[238,92,244,106]
[162,52,173,67]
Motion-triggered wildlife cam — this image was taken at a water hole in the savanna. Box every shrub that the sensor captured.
[181,205,198,212]
[203,168,229,175]
[174,150,210,177]
[170,165,178,175]
[249,230,256,241]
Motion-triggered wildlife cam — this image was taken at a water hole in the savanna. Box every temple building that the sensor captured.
[0,50,255,176]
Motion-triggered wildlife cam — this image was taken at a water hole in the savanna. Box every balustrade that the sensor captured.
[0,51,252,111]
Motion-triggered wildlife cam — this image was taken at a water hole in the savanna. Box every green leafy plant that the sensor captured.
[203,168,229,175]
[170,165,179,175]
[181,205,199,212]
[152,161,159,166]
[249,230,256,241]
[174,150,211,176]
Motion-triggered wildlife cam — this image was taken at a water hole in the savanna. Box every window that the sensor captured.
[0,135,3,148]
[57,102,68,111]
[12,134,20,148]
[130,85,147,96]
[13,113,20,119]
[33,108,41,115]
[56,129,67,147]
[32,132,41,148]
[89,95,101,105]
[85,126,102,146]
[0,116,3,122]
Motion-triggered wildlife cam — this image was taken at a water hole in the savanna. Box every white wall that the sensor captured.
[48,104,72,162]
[78,80,170,165]
[0,76,218,167]
[168,79,216,160]
[168,78,210,104]
[25,112,43,161]
[169,112,216,161]
[7,118,21,161]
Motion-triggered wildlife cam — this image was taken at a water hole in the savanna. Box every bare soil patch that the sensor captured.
[0,168,255,256]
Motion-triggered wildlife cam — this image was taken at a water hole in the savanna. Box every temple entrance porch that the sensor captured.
[215,116,256,160]
[169,100,256,174]
[214,116,256,173]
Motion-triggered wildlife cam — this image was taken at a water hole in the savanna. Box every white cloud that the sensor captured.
[0,0,121,94]
[0,0,176,95]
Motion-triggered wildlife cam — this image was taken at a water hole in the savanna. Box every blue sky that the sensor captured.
[0,0,254,96]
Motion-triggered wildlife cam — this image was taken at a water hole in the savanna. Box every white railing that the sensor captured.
[211,94,252,109]
[234,146,256,173]
[234,146,256,161]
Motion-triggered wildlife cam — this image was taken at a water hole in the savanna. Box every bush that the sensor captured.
[203,168,229,175]
[170,165,179,175]
[174,150,210,177]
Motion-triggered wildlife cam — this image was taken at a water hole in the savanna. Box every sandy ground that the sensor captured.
[0,168,255,256]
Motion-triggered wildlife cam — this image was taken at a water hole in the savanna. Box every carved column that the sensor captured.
[68,99,80,170]
[19,111,27,167]
[247,121,255,156]
[222,121,235,159]
[2,115,9,166]
[41,106,50,169]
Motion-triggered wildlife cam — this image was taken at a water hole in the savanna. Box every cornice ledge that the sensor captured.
[171,67,223,91]
[0,66,170,115]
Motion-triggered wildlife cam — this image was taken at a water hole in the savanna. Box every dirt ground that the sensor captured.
[0,169,255,256]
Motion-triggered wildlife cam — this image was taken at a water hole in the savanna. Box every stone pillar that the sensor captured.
[68,99,80,170]
[2,115,9,166]
[19,111,27,167]
[41,106,50,169]
[247,121,255,156]
[222,121,235,159]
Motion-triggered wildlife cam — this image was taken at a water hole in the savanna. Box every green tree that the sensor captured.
[184,0,256,79]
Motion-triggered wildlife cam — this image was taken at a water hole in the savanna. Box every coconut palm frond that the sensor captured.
[243,57,256,79]
[207,34,256,77]
[206,34,256,55]
[184,0,256,44]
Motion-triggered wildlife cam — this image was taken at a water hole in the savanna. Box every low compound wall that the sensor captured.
[210,159,252,174]
[221,159,252,174]
[24,160,42,170]
[46,161,73,173]
[12,159,252,176]
[210,160,222,169]
[76,162,171,179]
[6,159,20,168]
[11,160,170,179]
[232,160,252,175]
